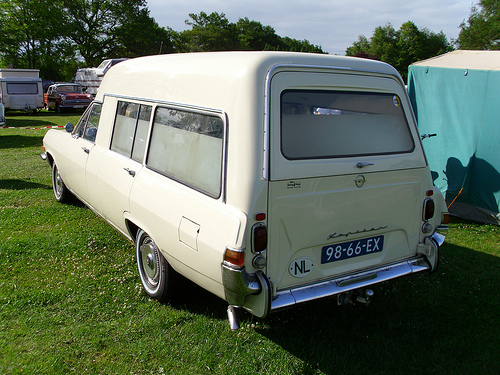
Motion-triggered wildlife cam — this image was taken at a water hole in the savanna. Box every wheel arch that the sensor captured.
[125,219,140,244]
[45,151,55,167]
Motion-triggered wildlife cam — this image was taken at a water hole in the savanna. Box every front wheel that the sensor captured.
[136,230,173,302]
[51,163,72,203]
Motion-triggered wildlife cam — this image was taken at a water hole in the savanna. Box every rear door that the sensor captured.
[94,99,151,235]
[267,69,429,291]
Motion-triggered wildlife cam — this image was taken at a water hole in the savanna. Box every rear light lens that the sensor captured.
[224,248,245,267]
[252,223,267,254]
[423,198,435,221]
[441,212,450,225]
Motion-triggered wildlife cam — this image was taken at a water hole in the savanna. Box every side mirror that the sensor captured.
[65,123,74,133]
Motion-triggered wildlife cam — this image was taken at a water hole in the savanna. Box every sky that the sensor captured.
[146,0,475,55]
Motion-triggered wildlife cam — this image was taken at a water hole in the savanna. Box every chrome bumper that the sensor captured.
[222,233,445,318]
[222,262,262,308]
[271,256,431,312]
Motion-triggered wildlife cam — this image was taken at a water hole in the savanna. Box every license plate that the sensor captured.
[74,105,84,108]
[321,235,384,264]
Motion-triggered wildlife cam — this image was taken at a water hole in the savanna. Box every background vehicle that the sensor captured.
[73,59,127,95]
[0,69,43,111]
[44,83,93,112]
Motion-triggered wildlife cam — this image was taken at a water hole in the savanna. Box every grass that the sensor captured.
[1,111,499,374]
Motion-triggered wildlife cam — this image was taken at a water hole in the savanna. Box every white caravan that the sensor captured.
[0,69,43,111]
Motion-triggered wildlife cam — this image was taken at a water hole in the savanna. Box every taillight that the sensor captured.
[441,212,450,225]
[423,198,435,221]
[224,248,245,267]
[252,223,267,254]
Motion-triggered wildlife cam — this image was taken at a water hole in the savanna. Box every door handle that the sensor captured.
[123,168,136,177]
[356,162,374,169]
[81,147,90,154]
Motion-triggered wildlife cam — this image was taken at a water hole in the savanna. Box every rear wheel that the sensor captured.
[136,230,172,302]
[51,163,72,203]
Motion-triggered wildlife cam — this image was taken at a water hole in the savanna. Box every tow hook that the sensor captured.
[337,288,374,306]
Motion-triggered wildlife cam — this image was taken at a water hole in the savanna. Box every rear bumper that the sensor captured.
[271,255,431,311]
[223,253,438,318]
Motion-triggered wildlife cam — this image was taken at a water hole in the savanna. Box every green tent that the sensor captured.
[408,50,500,225]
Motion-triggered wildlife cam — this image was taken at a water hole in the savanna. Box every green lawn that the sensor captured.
[0,111,499,374]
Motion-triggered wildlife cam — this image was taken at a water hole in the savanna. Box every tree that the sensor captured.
[113,7,175,57]
[346,21,453,81]
[62,0,172,67]
[177,11,325,53]
[177,12,239,52]
[236,17,280,51]
[458,0,500,50]
[0,0,77,80]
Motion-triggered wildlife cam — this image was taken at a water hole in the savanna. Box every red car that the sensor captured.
[44,83,93,112]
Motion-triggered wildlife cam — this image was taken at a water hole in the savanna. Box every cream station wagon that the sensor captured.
[41,52,449,329]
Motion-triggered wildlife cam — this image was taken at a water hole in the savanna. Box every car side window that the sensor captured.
[147,106,224,198]
[110,100,152,162]
[72,102,102,143]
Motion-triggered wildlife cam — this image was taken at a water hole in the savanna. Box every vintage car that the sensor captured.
[41,52,449,329]
[44,83,93,112]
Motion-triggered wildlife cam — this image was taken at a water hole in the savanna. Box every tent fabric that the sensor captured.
[408,50,500,225]
[413,50,500,70]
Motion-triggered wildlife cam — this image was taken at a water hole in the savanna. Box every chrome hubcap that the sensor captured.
[140,239,159,286]
[55,170,63,196]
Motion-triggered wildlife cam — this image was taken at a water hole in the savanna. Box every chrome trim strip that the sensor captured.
[102,93,224,115]
[271,257,430,311]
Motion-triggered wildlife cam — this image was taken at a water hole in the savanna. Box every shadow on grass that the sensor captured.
[3,117,56,128]
[0,134,44,149]
[253,243,500,374]
[166,275,228,321]
[0,179,50,190]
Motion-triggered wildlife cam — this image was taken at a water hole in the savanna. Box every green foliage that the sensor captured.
[0,0,76,80]
[178,11,240,52]
[0,112,498,374]
[61,0,166,67]
[176,12,325,54]
[346,21,453,81]
[0,5,324,82]
[458,0,500,50]
[0,0,173,79]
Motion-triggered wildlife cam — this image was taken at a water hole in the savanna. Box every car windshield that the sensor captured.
[56,85,82,93]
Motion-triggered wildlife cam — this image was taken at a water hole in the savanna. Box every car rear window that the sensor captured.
[281,90,415,160]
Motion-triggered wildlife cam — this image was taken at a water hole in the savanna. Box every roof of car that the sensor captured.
[96,51,401,106]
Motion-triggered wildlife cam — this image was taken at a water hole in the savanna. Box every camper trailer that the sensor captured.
[42,52,449,329]
[0,69,43,111]
[73,59,127,95]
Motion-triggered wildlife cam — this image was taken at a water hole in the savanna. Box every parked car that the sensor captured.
[41,52,449,329]
[44,83,93,112]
